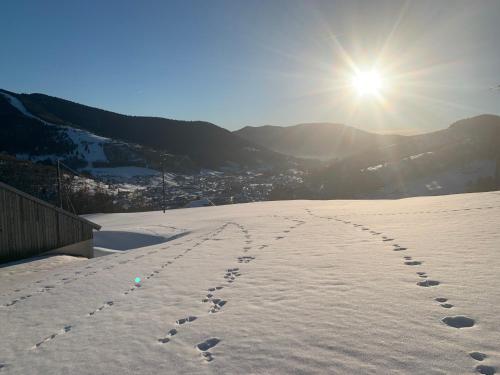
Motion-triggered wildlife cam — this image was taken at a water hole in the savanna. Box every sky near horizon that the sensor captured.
[1,0,499,134]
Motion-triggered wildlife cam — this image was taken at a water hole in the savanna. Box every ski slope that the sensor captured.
[1,192,500,374]
[0,91,110,165]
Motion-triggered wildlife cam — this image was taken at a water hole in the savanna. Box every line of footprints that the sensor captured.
[157,218,305,363]
[340,204,499,218]
[335,217,495,375]
[157,223,252,362]
[28,225,231,354]
[2,229,190,306]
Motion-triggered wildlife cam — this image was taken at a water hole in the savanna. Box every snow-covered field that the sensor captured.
[1,192,500,374]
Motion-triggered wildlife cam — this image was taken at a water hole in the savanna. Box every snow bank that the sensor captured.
[1,192,500,374]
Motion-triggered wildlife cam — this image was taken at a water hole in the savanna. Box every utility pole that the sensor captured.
[57,160,63,208]
[162,157,166,213]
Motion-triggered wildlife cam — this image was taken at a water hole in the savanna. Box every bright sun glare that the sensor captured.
[351,70,383,97]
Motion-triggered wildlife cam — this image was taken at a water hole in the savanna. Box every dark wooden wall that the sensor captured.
[0,182,100,263]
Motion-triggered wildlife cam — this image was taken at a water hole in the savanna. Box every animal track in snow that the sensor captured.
[208,298,227,314]
[416,280,440,287]
[393,245,408,251]
[88,301,114,316]
[224,268,241,283]
[32,325,72,349]
[196,338,221,362]
[176,316,197,325]
[237,256,255,263]
[442,316,475,328]
[196,337,220,351]
[475,365,496,375]
[405,261,422,266]
[158,329,177,344]
[470,352,487,361]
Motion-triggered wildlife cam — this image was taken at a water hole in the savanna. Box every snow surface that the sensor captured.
[0,92,40,120]
[1,192,500,374]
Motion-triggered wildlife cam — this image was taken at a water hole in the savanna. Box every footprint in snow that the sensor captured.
[158,329,177,344]
[470,352,488,361]
[442,316,475,328]
[209,299,227,314]
[224,268,241,283]
[393,245,408,251]
[196,338,221,362]
[416,280,440,287]
[238,256,255,263]
[176,316,197,325]
[405,261,422,266]
[33,325,72,349]
[475,365,496,375]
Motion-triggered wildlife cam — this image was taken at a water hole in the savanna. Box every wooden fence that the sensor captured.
[0,181,101,263]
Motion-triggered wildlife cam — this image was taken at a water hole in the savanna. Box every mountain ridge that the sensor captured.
[0,88,290,170]
[234,122,406,160]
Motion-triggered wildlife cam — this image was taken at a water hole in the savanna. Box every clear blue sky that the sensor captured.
[1,0,499,133]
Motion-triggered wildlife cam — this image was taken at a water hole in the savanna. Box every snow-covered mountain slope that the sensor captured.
[0,91,111,165]
[1,192,500,374]
[364,157,497,198]
[1,89,294,170]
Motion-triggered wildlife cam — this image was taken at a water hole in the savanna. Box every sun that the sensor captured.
[351,70,383,97]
